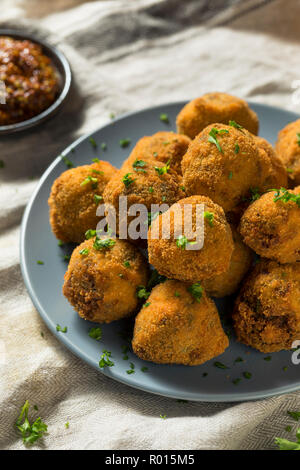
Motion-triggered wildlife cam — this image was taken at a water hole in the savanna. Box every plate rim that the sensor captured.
[20,100,300,402]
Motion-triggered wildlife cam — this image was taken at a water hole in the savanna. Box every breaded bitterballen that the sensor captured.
[122,131,191,175]
[176,92,259,139]
[239,187,300,263]
[103,160,184,240]
[181,123,270,212]
[63,237,148,323]
[148,195,234,282]
[132,280,229,365]
[202,227,253,297]
[48,161,117,243]
[254,136,288,191]
[275,119,300,187]
[233,260,300,352]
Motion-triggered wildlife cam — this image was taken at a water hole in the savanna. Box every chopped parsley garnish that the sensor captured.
[93,237,116,250]
[234,357,244,363]
[80,175,98,188]
[275,428,300,450]
[208,127,229,153]
[126,362,135,374]
[94,194,103,203]
[122,172,135,187]
[181,186,186,192]
[58,240,64,247]
[65,422,69,429]
[137,285,150,300]
[89,137,97,149]
[36,260,44,265]
[174,291,181,298]
[264,356,272,362]
[133,159,147,172]
[63,254,71,261]
[109,112,115,119]
[120,138,131,148]
[16,401,48,446]
[153,152,158,157]
[229,120,244,130]
[176,235,196,250]
[250,187,261,202]
[160,113,169,123]
[85,229,97,239]
[232,378,242,385]
[287,411,300,421]
[228,171,233,179]
[160,414,167,419]
[287,167,294,173]
[99,350,114,368]
[187,283,203,303]
[141,367,148,372]
[273,188,300,207]
[0,160,5,168]
[61,155,73,168]
[92,157,100,163]
[234,143,240,154]
[214,361,229,370]
[285,425,292,432]
[56,324,67,333]
[79,248,89,256]
[88,327,102,341]
[243,371,252,379]
[297,133,300,146]
[149,186,154,193]
[101,143,107,150]
[124,261,131,268]
[154,161,170,175]
[143,302,151,308]
[204,211,214,227]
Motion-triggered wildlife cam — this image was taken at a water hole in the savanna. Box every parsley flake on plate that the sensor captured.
[16,401,48,446]
[88,327,102,341]
[187,283,203,303]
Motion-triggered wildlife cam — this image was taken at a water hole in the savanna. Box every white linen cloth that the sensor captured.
[1,0,300,450]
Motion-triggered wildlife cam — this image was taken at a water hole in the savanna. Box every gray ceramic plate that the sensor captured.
[0,29,71,134]
[20,101,300,402]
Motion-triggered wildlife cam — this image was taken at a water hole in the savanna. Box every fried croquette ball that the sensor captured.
[181,123,269,212]
[276,119,300,187]
[48,161,117,243]
[233,260,300,352]
[202,227,253,297]
[122,132,191,175]
[63,237,148,323]
[132,280,229,365]
[103,160,184,240]
[176,92,259,139]
[239,187,300,263]
[255,136,288,191]
[148,195,234,282]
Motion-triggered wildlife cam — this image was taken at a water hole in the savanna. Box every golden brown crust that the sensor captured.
[233,259,300,352]
[103,160,184,241]
[254,136,288,191]
[181,123,269,212]
[122,132,191,175]
[48,161,117,243]
[148,195,234,282]
[132,280,229,365]
[63,237,148,323]
[176,92,259,139]
[202,227,253,297]
[239,188,300,263]
[276,119,300,187]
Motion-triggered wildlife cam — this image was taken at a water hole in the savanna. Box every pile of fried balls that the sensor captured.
[48,92,300,365]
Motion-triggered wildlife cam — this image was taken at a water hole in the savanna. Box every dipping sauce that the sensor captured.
[0,36,60,125]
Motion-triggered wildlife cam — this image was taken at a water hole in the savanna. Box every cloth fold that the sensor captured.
[1,0,300,450]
